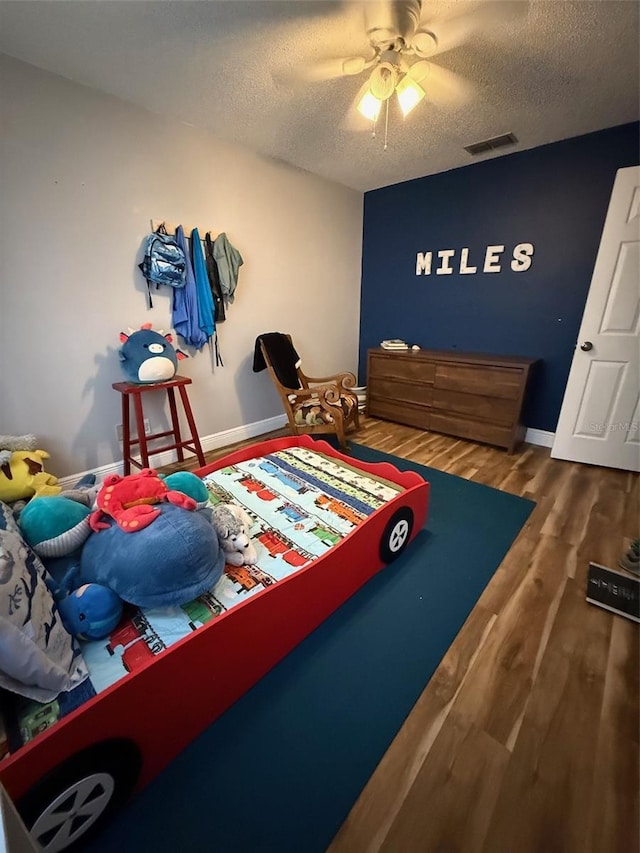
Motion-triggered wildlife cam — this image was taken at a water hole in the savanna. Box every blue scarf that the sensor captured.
[191,228,215,341]
[172,226,208,350]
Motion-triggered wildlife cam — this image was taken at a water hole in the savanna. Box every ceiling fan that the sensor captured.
[285,0,527,147]
[344,0,447,118]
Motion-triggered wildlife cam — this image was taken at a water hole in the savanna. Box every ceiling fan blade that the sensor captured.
[412,61,476,109]
[275,53,373,86]
[365,0,422,48]
[342,55,372,76]
[417,0,529,58]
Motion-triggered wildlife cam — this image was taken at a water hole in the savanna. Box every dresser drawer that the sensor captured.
[435,363,523,400]
[369,354,435,384]
[369,377,433,407]
[368,397,430,430]
[432,389,516,426]
[430,412,512,448]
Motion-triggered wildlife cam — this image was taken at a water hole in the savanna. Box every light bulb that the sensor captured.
[396,75,425,117]
[357,89,383,122]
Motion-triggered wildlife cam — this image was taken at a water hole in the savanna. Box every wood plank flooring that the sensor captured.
[162,416,639,853]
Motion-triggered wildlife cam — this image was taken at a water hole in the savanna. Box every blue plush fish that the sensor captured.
[57,584,123,641]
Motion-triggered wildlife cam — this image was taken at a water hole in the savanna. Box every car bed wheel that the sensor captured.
[17,739,141,852]
[380,507,414,563]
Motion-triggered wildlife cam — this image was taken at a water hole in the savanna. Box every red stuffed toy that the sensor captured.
[89,469,196,533]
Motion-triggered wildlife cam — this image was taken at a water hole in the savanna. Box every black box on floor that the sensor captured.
[586,562,640,623]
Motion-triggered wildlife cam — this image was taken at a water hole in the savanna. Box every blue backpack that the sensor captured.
[138,224,186,307]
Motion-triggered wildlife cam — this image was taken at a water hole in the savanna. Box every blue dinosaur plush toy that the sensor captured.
[119,323,188,384]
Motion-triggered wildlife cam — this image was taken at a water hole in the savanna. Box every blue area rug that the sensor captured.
[87,444,534,853]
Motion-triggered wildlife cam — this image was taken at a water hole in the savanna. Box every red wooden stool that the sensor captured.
[112,376,206,475]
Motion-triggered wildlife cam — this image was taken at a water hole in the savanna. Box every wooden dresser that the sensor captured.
[367,348,537,453]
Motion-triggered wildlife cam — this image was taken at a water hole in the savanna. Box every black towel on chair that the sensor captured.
[253,333,301,390]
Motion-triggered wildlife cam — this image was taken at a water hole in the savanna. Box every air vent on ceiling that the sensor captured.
[464,132,518,156]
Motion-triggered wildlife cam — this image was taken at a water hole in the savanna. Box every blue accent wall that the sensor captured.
[359,122,640,432]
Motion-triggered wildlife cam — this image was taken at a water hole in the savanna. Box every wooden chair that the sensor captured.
[257,334,360,449]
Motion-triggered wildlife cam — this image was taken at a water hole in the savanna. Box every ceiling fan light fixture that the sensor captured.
[357,89,383,122]
[411,29,438,58]
[369,62,398,100]
[395,74,425,117]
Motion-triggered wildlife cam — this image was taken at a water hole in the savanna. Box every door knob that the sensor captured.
[580,341,593,352]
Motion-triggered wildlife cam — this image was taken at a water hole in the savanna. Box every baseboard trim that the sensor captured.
[57,414,288,489]
[525,428,555,448]
[57,418,554,488]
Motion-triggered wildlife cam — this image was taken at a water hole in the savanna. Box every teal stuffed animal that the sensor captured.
[163,471,210,509]
[19,496,92,558]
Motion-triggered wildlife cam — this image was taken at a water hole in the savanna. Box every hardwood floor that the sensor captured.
[162,416,639,853]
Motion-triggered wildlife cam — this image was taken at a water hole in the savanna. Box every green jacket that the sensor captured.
[213,233,244,304]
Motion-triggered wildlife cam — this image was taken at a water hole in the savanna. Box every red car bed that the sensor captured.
[0,435,429,852]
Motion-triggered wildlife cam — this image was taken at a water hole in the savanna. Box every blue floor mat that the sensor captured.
[86,443,534,853]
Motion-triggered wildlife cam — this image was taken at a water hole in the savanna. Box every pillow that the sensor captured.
[0,528,88,702]
[0,500,19,535]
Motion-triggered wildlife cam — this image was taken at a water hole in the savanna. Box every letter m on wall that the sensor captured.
[416,252,432,275]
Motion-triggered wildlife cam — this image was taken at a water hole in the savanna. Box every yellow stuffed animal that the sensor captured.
[0,450,61,502]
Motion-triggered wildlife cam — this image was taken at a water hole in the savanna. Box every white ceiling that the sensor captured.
[0,1,638,192]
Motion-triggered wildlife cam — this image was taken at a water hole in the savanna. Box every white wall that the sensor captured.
[0,55,363,477]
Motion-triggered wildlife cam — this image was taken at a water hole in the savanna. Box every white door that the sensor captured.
[552,166,640,471]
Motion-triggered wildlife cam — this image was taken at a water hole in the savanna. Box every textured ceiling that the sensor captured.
[0,1,638,191]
